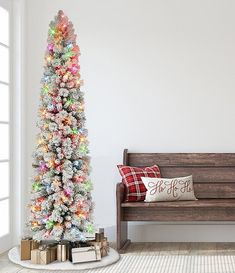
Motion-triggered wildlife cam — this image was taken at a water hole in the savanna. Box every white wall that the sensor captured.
[24,0,235,242]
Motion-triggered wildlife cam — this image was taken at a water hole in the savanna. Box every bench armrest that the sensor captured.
[116,182,125,204]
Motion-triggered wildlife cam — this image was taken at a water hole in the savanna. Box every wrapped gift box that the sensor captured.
[101,237,109,257]
[68,241,89,262]
[31,249,40,264]
[88,237,109,257]
[72,246,101,263]
[57,243,67,262]
[31,245,57,264]
[21,237,40,260]
[49,245,57,262]
[40,248,51,265]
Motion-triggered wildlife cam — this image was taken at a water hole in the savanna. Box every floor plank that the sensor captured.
[123,242,235,255]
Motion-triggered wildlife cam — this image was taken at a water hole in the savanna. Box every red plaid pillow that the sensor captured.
[117,165,161,202]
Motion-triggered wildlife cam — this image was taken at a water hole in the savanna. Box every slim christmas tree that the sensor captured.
[29,10,94,242]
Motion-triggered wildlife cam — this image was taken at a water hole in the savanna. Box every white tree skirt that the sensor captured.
[8,246,120,271]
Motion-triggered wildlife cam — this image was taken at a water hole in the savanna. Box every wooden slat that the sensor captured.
[121,199,235,208]
[123,207,235,221]
[127,153,235,167]
[160,167,235,183]
[194,183,235,198]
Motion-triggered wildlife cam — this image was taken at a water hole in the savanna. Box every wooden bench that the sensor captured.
[116,149,235,252]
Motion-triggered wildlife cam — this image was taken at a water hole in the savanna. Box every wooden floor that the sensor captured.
[124,242,235,255]
[1,243,235,273]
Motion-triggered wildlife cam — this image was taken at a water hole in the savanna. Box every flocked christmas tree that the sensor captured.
[29,10,94,242]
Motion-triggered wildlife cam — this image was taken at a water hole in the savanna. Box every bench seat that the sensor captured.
[120,197,235,222]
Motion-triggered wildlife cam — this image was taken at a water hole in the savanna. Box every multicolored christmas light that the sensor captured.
[28,10,94,242]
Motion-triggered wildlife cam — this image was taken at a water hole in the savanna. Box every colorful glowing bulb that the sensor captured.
[65,99,73,107]
[37,197,45,203]
[70,65,79,75]
[79,212,87,219]
[80,136,86,142]
[84,180,93,191]
[71,128,78,135]
[32,205,41,212]
[64,189,71,197]
[73,175,84,183]
[42,145,48,152]
[42,85,49,93]
[71,104,77,111]
[78,103,84,111]
[63,73,69,81]
[47,55,52,62]
[44,123,49,129]
[47,220,54,229]
[44,75,50,82]
[67,42,73,50]
[49,27,56,36]
[48,159,55,168]
[39,162,48,172]
[40,108,47,117]
[32,221,38,228]
[38,137,44,145]
[62,196,68,203]
[47,43,54,51]
[79,143,89,154]
[86,223,95,234]
[64,51,74,59]
[33,182,41,191]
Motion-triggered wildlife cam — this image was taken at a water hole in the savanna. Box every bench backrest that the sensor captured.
[123,149,235,199]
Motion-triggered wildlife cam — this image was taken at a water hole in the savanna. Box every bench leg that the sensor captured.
[116,182,131,253]
[117,220,131,253]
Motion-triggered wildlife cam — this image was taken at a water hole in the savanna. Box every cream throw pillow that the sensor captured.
[141,175,197,202]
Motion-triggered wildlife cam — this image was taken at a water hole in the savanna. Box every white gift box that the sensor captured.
[72,246,101,263]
